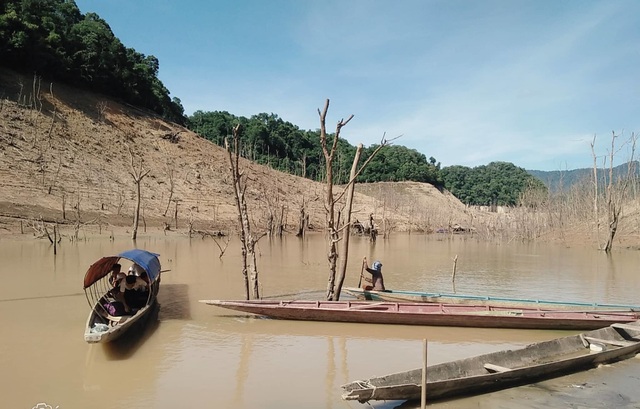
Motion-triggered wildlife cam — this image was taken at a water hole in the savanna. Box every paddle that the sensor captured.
[357,259,366,288]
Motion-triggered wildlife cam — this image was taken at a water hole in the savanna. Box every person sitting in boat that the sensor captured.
[108,263,125,287]
[128,263,145,276]
[362,257,386,291]
[119,274,149,312]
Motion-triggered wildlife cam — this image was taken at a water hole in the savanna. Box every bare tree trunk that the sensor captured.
[278,205,286,237]
[318,99,353,301]
[590,135,601,248]
[133,181,142,238]
[226,125,251,300]
[128,145,150,241]
[226,124,264,300]
[173,200,180,229]
[604,132,636,253]
[317,99,393,300]
[296,199,306,237]
[333,144,363,300]
[163,167,175,217]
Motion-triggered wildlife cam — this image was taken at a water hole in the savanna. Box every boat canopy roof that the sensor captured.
[83,249,161,289]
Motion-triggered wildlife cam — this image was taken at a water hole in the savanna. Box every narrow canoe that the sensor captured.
[198,299,640,330]
[342,287,640,311]
[342,321,640,403]
[83,249,162,344]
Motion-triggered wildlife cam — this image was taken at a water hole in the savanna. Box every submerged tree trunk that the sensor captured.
[317,99,392,301]
[333,144,363,300]
[128,145,150,241]
[226,124,264,300]
[318,99,353,301]
[603,132,636,253]
[590,135,601,249]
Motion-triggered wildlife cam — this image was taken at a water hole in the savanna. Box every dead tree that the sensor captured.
[128,145,150,241]
[591,132,637,253]
[318,99,393,300]
[225,124,265,300]
[603,132,636,253]
[296,197,307,237]
[590,135,601,247]
[163,165,175,217]
[333,144,363,299]
[259,181,282,237]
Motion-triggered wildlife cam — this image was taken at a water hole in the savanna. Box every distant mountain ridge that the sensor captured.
[528,162,639,193]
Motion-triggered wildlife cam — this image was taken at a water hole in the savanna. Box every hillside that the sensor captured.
[528,164,640,193]
[0,68,481,239]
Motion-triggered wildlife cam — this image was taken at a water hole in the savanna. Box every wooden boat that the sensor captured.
[198,299,640,330]
[83,249,162,343]
[343,287,640,311]
[342,321,640,403]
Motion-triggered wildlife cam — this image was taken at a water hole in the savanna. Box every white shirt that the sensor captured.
[119,276,148,292]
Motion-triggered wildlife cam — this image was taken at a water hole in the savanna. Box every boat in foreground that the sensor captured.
[342,321,640,403]
[343,287,640,311]
[198,299,640,330]
[83,249,161,343]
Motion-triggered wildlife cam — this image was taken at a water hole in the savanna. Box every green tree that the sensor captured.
[0,0,185,123]
[442,161,547,206]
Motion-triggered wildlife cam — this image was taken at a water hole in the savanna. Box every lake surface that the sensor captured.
[2,233,640,409]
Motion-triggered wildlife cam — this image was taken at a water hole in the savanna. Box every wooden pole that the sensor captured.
[421,339,428,408]
[357,259,366,288]
[451,255,458,283]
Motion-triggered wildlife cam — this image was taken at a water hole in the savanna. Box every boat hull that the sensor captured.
[199,299,640,330]
[84,297,157,343]
[341,322,640,402]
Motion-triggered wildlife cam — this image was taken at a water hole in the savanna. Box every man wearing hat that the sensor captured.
[362,257,386,291]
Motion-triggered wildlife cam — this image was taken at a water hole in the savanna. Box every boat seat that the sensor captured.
[108,314,129,322]
[484,363,512,373]
[98,310,131,325]
[611,323,640,332]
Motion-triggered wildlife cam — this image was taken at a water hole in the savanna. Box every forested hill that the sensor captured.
[0,0,185,123]
[0,0,545,207]
[528,162,639,193]
[186,111,444,187]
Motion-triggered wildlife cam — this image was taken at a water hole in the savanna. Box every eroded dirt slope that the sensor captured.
[0,68,484,238]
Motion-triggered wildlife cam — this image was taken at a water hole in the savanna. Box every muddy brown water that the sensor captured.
[2,233,640,409]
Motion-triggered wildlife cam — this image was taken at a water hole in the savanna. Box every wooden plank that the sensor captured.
[579,334,590,347]
[484,363,513,373]
[583,336,637,347]
[348,302,387,310]
[611,323,640,332]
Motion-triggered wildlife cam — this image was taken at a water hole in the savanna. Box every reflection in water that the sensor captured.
[158,283,192,320]
[234,334,253,408]
[326,338,335,409]
[102,302,161,361]
[3,234,640,408]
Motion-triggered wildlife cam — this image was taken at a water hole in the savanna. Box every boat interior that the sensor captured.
[85,270,154,329]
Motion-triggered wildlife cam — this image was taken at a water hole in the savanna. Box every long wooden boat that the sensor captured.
[342,321,640,403]
[83,249,162,343]
[343,287,640,311]
[198,299,640,330]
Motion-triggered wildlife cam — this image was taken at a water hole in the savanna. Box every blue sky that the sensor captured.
[74,0,640,171]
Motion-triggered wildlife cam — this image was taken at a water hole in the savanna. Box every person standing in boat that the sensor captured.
[362,257,386,291]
